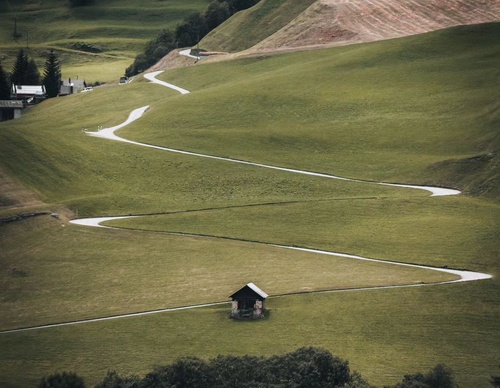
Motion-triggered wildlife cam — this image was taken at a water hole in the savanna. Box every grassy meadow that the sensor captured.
[132,23,500,198]
[0,0,211,83]
[0,22,499,387]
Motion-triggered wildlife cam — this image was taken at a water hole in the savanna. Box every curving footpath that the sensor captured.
[2,70,490,334]
[75,73,491,307]
[92,71,461,197]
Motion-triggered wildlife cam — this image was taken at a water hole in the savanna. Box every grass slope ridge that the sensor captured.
[199,0,500,54]
[199,0,317,52]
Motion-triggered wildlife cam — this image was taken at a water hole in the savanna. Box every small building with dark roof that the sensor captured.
[229,282,268,320]
[0,100,24,121]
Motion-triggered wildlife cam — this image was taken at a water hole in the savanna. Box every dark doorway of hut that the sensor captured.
[229,283,268,320]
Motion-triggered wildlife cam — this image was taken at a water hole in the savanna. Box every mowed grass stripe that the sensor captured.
[0,215,457,332]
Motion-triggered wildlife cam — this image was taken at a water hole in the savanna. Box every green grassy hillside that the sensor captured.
[135,23,500,200]
[199,0,317,52]
[0,23,498,387]
[0,0,211,82]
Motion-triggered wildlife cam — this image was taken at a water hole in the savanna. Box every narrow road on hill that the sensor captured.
[1,70,490,334]
[71,215,491,287]
[95,72,461,197]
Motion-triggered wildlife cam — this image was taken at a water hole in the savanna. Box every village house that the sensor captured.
[0,100,24,121]
[229,282,268,320]
[59,78,87,96]
[11,85,46,104]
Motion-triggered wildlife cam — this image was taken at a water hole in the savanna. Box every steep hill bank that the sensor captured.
[201,0,500,54]
[199,0,317,52]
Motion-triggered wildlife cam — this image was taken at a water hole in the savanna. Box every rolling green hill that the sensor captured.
[199,0,317,52]
[0,0,211,82]
[139,23,500,202]
[0,18,498,388]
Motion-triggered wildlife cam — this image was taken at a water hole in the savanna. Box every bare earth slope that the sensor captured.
[250,0,500,53]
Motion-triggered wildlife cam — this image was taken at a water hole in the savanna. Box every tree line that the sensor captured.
[0,48,62,100]
[36,347,467,388]
[124,0,259,77]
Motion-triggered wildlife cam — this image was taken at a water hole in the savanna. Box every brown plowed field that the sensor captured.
[252,0,500,52]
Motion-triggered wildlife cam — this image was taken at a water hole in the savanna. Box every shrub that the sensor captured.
[38,371,85,388]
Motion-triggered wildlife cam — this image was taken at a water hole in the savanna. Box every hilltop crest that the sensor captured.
[201,0,500,55]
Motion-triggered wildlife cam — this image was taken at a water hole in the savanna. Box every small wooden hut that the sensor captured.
[229,283,268,320]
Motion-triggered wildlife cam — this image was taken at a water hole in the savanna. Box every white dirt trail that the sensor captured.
[93,72,460,197]
[2,70,489,334]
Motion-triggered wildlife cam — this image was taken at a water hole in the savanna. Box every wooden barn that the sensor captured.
[229,283,268,320]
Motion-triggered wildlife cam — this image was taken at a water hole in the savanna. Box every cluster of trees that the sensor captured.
[125,0,259,77]
[36,347,468,388]
[0,48,62,99]
[9,49,40,86]
[69,0,95,7]
[39,347,367,388]
[385,364,457,388]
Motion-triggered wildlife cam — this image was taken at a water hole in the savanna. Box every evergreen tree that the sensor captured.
[175,12,207,48]
[11,48,29,85]
[25,58,41,85]
[0,64,11,100]
[205,0,231,31]
[11,49,41,85]
[43,50,62,98]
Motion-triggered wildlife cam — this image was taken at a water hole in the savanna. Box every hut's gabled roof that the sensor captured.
[229,282,268,300]
[247,282,268,298]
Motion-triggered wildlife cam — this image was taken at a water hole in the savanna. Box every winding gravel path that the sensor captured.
[92,72,461,197]
[2,70,489,334]
[74,73,491,309]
